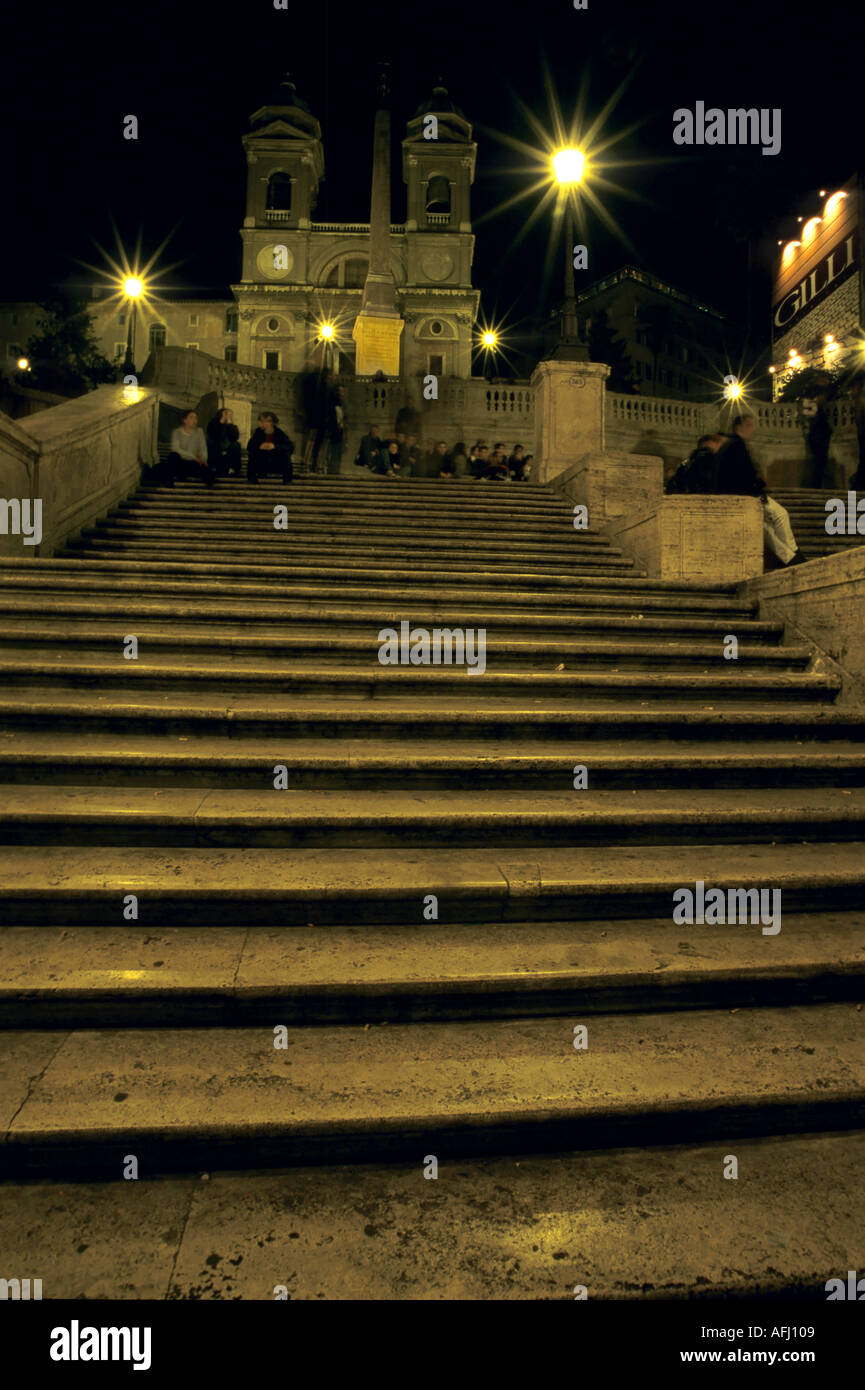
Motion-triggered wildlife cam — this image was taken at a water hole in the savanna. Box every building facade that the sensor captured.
[770,176,862,399]
[233,76,479,380]
[575,265,734,401]
[2,76,481,387]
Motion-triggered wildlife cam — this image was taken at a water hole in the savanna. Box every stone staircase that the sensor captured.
[0,473,864,1300]
[773,487,865,562]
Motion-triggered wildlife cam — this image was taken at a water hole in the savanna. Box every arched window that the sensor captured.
[149,323,166,349]
[425,176,451,213]
[323,256,369,288]
[266,173,292,212]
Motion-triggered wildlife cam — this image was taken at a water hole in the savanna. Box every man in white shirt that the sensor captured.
[164,409,215,488]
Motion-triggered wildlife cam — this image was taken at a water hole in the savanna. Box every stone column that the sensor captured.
[530,358,610,484]
[353,65,404,377]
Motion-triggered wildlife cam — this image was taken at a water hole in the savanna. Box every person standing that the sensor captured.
[247,412,294,485]
[716,415,805,566]
[165,409,214,488]
[801,396,832,489]
[206,408,241,477]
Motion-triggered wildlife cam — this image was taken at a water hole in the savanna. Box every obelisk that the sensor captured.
[352,62,404,377]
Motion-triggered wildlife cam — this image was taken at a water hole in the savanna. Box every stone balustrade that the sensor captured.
[140,346,860,486]
[0,385,159,558]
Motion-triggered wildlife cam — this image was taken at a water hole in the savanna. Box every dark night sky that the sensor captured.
[1,0,859,361]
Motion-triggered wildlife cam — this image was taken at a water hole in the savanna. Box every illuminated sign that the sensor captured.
[772,231,858,337]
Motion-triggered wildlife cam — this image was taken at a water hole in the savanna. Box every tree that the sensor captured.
[24,296,115,397]
[587,309,635,392]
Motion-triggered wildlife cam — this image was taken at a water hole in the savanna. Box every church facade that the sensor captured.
[234,77,480,381]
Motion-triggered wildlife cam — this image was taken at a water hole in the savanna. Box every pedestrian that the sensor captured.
[480,443,511,481]
[165,409,214,488]
[298,364,328,474]
[324,378,346,475]
[468,442,489,478]
[801,395,832,489]
[666,434,722,494]
[427,439,449,477]
[508,444,528,481]
[247,411,294,485]
[449,440,468,479]
[206,408,241,477]
[716,415,806,566]
[355,424,382,470]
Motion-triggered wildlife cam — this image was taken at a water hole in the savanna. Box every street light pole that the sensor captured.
[548,149,588,362]
[122,297,137,378]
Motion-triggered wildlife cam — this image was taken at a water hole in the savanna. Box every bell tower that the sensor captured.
[235,75,324,371]
[401,82,479,379]
[241,74,324,236]
[403,81,475,235]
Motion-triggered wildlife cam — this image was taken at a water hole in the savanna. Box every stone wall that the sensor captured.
[0,385,159,558]
[739,548,865,707]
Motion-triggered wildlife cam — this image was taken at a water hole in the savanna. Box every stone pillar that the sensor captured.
[530,358,610,484]
[353,66,404,377]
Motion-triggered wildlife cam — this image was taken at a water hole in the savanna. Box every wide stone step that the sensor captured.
[0,657,838,701]
[1,733,862,789]
[0,598,786,641]
[0,690,857,739]
[0,629,811,671]
[0,784,861,849]
[2,1131,861,1297]
[0,574,763,615]
[3,1002,863,1175]
[2,841,862,924]
[117,497,578,525]
[150,478,556,500]
[66,541,638,579]
[2,914,862,1025]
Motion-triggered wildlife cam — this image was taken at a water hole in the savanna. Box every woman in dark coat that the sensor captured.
[206,408,242,476]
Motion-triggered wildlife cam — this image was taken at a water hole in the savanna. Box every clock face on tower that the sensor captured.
[256,244,294,280]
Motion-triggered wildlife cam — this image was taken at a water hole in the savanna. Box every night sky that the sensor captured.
[2,0,859,361]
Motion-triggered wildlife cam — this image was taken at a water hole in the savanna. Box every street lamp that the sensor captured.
[121,275,144,378]
[549,147,588,361]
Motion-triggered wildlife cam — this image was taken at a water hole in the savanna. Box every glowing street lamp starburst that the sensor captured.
[552,147,586,186]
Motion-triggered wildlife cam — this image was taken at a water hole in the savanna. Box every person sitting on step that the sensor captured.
[247,412,294,485]
[164,409,214,488]
[206,408,242,477]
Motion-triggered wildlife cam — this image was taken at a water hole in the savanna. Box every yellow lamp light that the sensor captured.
[552,147,586,185]
[16,356,29,371]
[319,322,335,340]
[782,241,801,266]
[481,331,497,349]
[123,277,143,299]
[802,217,822,245]
[824,191,848,221]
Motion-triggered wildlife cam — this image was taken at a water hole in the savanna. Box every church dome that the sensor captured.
[414,82,465,119]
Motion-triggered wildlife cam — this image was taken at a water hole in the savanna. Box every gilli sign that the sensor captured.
[772,230,858,336]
